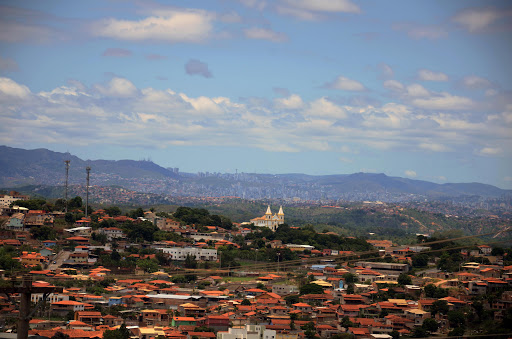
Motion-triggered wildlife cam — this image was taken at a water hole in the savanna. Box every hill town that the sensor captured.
[0,190,511,339]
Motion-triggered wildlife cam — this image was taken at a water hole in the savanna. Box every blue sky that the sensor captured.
[1,0,511,188]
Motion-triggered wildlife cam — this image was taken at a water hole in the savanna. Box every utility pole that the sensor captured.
[64,160,70,213]
[277,252,281,274]
[85,166,91,218]
[0,275,63,339]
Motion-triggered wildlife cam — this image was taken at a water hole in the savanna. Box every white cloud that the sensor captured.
[378,63,394,78]
[411,92,473,110]
[477,147,502,156]
[406,84,430,97]
[419,143,449,152]
[462,75,491,89]
[339,156,353,163]
[280,0,361,13]
[274,94,304,109]
[305,97,346,119]
[94,77,138,97]
[327,76,365,91]
[244,27,287,42]
[417,69,448,82]
[393,23,448,40]
[383,80,404,92]
[452,7,506,32]
[93,10,213,43]
[404,170,417,178]
[1,77,510,160]
[0,77,31,98]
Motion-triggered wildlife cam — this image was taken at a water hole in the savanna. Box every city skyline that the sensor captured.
[0,1,511,188]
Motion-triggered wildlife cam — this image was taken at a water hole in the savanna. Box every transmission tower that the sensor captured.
[85,166,91,218]
[64,160,70,213]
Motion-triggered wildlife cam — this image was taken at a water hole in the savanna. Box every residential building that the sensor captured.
[158,247,217,261]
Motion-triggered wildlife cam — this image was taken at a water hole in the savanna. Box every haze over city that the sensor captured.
[1,0,511,188]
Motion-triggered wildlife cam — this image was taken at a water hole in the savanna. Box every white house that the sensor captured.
[157,247,217,261]
[98,227,125,241]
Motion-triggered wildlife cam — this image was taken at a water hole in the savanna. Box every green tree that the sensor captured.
[104,206,122,216]
[241,299,251,306]
[51,332,71,339]
[412,254,429,268]
[30,225,56,240]
[397,273,412,286]
[184,254,198,269]
[342,273,358,284]
[301,321,317,339]
[424,284,436,298]
[447,310,465,328]
[127,207,145,219]
[103,324,130,339]
[284,294,300,305]
[300,283,324,295]
[422,318,438,333]
[431,300,449,316]
[65,212,76,223]
[137,259,159,273]
[68,196,83,209]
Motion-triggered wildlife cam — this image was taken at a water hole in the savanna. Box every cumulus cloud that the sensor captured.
[274,94,304,110]
[419,143,449,152]
[417,69,448,81]
[244,27,287,42]
[406,84,430,97]
[1,76,510,160]
[185,59,213,78]
[452,7,510,32]
[384,80,405,92]
[0,77,31,98]
[477,147,502,156]
[378,63,394,79]
[102,48,132,57]
[92,10,213,43]
[94,77,138,97]
[393,23,448,40]
[305,97,346,119]
[276,0,361,20]
[462,75,491,89]
[411,92,473,110]
[404,170,417,178]
[325,76,365,91]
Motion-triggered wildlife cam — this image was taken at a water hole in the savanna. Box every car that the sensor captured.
[53,261,56,264]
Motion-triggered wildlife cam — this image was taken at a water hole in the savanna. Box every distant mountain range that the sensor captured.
[0,145,510,201]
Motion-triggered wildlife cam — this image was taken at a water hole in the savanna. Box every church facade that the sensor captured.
[250,206,284,232]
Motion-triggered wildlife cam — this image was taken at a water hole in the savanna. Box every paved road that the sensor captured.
[47,250,70,270]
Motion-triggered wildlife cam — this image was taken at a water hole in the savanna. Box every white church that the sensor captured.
[250,205,284,231]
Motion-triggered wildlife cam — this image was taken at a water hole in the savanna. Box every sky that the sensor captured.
[0,0,511,188]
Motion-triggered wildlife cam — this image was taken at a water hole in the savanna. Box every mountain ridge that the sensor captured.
[0,145,510,200]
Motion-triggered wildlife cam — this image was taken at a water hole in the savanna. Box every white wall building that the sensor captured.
[218,325,276,339]
[98,227,125,241]
[31,293,69,304]
[158,247,217,261]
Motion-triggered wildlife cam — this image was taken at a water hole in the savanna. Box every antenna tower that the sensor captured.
[85,166,91,218]
[64,160,70,213]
